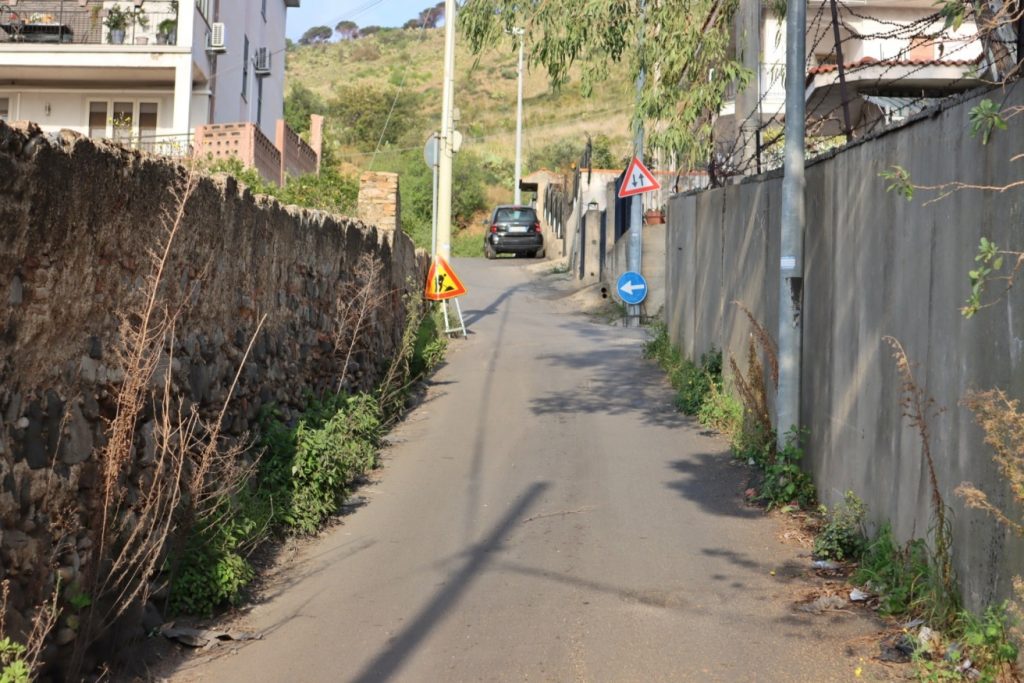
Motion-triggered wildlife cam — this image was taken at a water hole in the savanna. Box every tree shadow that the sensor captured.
[665,455,762,519]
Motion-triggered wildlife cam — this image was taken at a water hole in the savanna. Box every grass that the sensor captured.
[286,28,633,185]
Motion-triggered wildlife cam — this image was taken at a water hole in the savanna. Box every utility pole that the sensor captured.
[626,0,646,329]
[512,27,525,205]
[736,0,761,171]
[776,0,806,449]
[436,0,458,260]
[828,0,853,142]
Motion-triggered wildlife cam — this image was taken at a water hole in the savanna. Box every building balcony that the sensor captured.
[0,1,181,48]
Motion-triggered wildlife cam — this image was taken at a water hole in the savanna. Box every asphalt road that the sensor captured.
[172,257,882,683]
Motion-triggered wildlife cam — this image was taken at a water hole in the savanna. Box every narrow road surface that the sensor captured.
[173,258,881,682]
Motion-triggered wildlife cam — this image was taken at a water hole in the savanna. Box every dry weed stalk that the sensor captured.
[0,579,60,679]
[71,162,264,674]
[956,388,1024,650]
[728,301,778,449]
[957,389,1024,537]
[334,254,395,393]
[884,336,956,605]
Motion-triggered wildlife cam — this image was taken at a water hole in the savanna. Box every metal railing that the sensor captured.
[0,1,179,46]
[124,131,193,157]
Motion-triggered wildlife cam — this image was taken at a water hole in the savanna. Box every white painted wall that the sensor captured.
[209,0,292,139]
[0,89,174,136]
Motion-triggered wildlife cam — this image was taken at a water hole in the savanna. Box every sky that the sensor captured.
[286,0,434,40]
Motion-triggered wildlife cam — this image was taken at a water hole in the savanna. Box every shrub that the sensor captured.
[757,427,815,509]
[854,522,934,617]
[812,491,867,561]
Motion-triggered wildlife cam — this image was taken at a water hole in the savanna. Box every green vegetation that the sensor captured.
[854,523,936,617]
[644,321,816,510]
[813,491,867,562]
[205,158,358,217]
[168,303,447,617]
[0,638,30,683]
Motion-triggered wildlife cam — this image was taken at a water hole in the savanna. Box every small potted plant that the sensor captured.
[156,17,176,44]
[132,9,149,44]
[104,4,130,44]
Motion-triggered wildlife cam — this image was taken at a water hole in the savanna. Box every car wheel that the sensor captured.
[484,245,495,259]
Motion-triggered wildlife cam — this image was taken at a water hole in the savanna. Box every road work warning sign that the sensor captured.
[618,157,661,198]
[424,256,467,301]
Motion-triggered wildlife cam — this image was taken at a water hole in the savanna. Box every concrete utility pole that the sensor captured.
[776,0,806,449]
[436,0,458,260]
[512,27,525,205]
[735,0,761,170]
[626,0,646,329]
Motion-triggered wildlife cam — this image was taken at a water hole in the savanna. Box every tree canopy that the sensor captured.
[299,25,333,45]
[335,20,359,40]
[459,0,750,169]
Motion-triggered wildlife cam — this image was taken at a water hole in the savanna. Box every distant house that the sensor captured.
[718,0,984,162]
[0,0,320,185]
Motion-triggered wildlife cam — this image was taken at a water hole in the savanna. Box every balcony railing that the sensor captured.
[0,1,179,46]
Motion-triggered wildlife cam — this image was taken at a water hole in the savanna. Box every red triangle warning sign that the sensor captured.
[424,256,467,301]
[618,157,661,198]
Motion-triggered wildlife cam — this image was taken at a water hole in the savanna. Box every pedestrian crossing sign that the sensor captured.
[618,156,661,198]
[424,256,467,301]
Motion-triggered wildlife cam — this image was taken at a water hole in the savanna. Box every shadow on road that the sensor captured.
[664,456,761,519]
[462,283,527,327]
[349,482,549,683]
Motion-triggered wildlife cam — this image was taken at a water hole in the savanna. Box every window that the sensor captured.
[0,97,9,122]
[112,101,133,142]
[242,35,249,100]
[88,101,108,138]
[138,102,158,140]
[256,78,264,128]
[196,0,213,21]
[88,100,159,142]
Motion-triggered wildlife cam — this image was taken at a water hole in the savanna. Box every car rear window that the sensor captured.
[495,207,537,223]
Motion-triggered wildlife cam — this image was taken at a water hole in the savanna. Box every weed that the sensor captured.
[813,491,867,561]
[757,427,816,509]
[885,337,958,623]
[697,381,743,437]
[854,523,934,617]
[643,323,723,416]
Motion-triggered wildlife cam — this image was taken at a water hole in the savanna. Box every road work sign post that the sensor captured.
[424,255,468,337]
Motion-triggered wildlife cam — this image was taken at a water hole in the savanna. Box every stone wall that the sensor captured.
[0,121,426,658]
[664,87,1024,611]
[357,171,401,234]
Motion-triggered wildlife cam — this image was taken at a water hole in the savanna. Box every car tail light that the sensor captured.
[532,221,541,233]
[490,224,498,233]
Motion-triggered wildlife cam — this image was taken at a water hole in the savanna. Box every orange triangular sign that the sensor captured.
[618,157,661,198]
[424,256,467,301]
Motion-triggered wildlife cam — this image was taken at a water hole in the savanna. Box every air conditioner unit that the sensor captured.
[254,47,271,76]
[207,22,226,53]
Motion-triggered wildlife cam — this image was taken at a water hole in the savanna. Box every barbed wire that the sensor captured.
[709,1,1010,179]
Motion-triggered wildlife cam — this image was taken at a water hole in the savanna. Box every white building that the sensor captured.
[720,0,984,158]
[0,0,298,150]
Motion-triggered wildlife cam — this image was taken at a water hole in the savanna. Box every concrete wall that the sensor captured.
[0,121,425,657]
[605,223,667,317]
[664,88,1024,611]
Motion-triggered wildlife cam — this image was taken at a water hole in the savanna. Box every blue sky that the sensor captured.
[286,0,433,40]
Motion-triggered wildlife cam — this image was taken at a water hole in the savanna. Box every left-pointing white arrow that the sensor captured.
[620,281,646,296]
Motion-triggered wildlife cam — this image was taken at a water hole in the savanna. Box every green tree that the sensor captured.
[335,20,359,40]
[460,0,751,169]
[299,25,333,45]
[327,84,422,151]
[359,25,382,37]
[284,83,326,135]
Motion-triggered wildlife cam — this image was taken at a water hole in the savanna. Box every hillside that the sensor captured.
[284,27,635,196]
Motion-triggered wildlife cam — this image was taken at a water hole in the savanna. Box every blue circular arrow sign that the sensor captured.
[616,271,648,305]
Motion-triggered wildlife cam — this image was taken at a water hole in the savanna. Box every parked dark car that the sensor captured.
[483,205,544,259]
